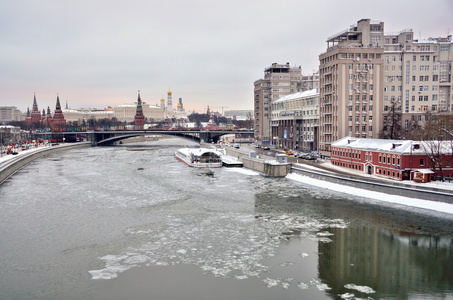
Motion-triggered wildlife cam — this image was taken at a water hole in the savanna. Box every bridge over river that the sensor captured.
[34,130,254,146]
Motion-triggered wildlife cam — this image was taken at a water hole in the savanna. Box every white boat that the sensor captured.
[175,148,222,168]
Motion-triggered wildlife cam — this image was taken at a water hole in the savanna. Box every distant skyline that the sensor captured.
[1,0,452,113]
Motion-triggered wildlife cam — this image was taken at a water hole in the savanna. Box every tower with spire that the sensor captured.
[29,92,42,124]
[51,93,66,130]
[134,90,145,129]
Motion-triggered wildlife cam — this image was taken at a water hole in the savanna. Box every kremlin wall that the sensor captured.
[13,89,189,126]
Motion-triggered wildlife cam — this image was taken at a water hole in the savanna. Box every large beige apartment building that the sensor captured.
[319,18,453,155]
[319,19,385,153]
[382,31,453,138]
[254,62,302,145]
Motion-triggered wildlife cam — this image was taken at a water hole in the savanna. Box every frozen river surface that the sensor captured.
[0,139,452,299]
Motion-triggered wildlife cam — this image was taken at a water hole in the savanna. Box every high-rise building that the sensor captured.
[301,71,319,92]
[254,62,302,146]
[381,31,453,139]
[319,19,386,153]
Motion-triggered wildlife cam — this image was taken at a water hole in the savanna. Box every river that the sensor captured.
[0,138,452,299]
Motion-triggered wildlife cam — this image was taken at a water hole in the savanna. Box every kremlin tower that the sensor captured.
[29,93,42,124]
[51,93,66,130]
[134,90,145,129]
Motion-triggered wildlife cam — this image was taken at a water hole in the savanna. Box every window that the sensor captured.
[420,76,424,82]
[369,105,373,111]
[440,45,449,52]
[424,76,429,81]
[369,126,373,131]
[413,55,416,61]
[420,159,424,166]
[433,75,438,81]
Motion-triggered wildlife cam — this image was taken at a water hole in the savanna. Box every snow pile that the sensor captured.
[286,173,453,215]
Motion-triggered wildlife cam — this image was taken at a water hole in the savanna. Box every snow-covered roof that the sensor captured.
[273,89,318,104]
[332,136,453,154]
[413,169,435,174]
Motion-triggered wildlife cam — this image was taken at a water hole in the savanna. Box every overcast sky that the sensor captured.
[1,0,452,114]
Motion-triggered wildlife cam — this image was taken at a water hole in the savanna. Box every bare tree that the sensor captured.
[379,100,402,139]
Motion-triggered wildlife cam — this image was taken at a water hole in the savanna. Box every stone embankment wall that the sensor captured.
[225,147,290,177]
[291,165,453,204]
[0,142,91,184]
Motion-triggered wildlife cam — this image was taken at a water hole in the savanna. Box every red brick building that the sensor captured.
[331,137,453,181]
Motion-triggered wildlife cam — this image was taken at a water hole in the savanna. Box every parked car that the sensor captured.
[284,150,294,155]
[263,146,270,150]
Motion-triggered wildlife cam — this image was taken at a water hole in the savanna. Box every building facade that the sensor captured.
[319,19,385,154]
[0,106,23,122]
[270,89,319,151]
[254,62,302,145]
[381,32,453,138]
[331,136,453,181]
[301,71,319,92]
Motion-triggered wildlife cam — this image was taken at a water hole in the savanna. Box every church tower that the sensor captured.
[160,96,166,112]
[51,93,66,130]
[134,90,145,129]
[167,88,173,115]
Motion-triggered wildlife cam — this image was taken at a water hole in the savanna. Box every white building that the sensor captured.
[271,89,319,151]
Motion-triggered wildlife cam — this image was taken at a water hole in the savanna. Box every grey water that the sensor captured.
[0,138,452,300]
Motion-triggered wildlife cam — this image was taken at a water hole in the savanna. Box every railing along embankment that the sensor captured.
[0,142,91,185]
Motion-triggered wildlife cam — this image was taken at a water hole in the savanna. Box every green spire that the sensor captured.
[137,90,143,111]
[56,93,61,109]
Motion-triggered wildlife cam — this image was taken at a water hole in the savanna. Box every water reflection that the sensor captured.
[255,183,453,299]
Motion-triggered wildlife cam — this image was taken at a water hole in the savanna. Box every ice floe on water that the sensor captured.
[89,213,349,286]
[345,283,376,294]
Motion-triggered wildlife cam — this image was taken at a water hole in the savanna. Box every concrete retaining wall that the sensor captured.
[225,147,290,177]
[291,165,453,204]
[0,142,91,184]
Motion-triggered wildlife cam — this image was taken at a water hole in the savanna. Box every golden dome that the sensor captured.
[167,89,172,95]
[177,103,182,108]
[161,97,165,101]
